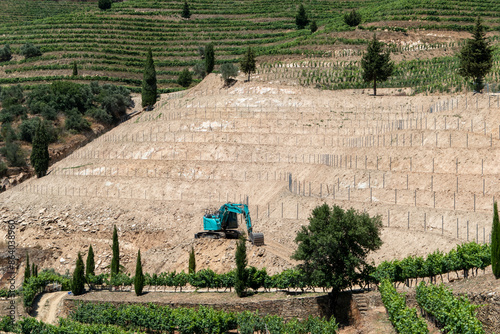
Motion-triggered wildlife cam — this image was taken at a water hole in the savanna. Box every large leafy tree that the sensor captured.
[220,63,238,86]
[205,43,215,75]
[361,34,394,96]
[240,47,256,82]
[493,202,500,279]
[235,236,248,297]
[292,204,382,293]
[30,121,49,178]
[72,252,85,296]
[134,250,145,296]
[141,49,157,109]
[111,225,120,277]
[86,245,95,278]
[295,4,309,29]
[458,17,493,93]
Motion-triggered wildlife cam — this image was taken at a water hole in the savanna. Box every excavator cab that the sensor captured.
[224,211,238,229]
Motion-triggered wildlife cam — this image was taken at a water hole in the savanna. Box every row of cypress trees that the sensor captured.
[70,225,145,296]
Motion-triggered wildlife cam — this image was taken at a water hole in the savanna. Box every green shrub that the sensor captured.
[65,108,90,132]
[0,85,23,107]
[51,81,93,114]
[0,141,25,167]
[220,63,238,86]
[19,117,41,143]
[30,101,57,120]
[20,43,42,59]
[177,68,193,87]
[0,44,12,62]
[86,107,112,124]
[0,110,13,123]
[98,0,112,10]
[0,161,7,177]
[4,104,27,118]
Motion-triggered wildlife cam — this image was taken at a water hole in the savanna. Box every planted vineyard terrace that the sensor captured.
[1,0,500,92]
[0,73,498,276]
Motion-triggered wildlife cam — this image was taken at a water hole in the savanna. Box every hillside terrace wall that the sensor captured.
[62,292,358,325]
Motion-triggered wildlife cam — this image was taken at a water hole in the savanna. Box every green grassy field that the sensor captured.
[0,0,500,92]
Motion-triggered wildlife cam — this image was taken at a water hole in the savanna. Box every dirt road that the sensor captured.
[33,291,67,325]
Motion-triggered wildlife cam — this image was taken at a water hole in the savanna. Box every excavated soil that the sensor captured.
[0,72,498,279]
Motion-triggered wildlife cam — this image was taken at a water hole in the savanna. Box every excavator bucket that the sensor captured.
[250,232,264,246]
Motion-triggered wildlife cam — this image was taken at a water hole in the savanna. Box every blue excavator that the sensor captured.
[195,203,265,246]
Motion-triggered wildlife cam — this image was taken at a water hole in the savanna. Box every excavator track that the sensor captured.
[194,231,226,239]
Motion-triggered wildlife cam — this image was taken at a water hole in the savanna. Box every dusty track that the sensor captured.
[33,291,67,325]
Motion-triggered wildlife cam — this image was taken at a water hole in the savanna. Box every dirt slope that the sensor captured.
[0,72,498,276]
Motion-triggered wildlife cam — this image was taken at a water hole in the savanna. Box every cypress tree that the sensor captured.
[111,225,120,277]
[31,263,36,278]
[310,20,318,33]
[458,17,493,93]
[134,250,145,296]
[493,202,500,278]
[344,9,362,27]
[240,47,256,82]
[72,252,85,296]
[86,245,95,278]
[24,252,30,284]
[205,43,215,75]
[181,1,191,19]
[72,61,78,76]
[361,34,394,96]
[188,246,196,274]
[295,4,309,29]
[141,49,157,109]
[235,236,248,297]
[30,121,50,178]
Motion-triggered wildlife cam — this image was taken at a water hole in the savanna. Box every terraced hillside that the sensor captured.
[1,0,500,93]
[0,73,497,275]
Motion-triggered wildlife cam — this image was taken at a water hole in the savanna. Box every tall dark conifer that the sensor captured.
[111,225,120,277]
[181,1,191,19]
[240,47,256,82]
[142,49,157,109]
[295,4,309,29]
[492,202,500,279]
[72,61,78,76]
[205,43,215,75]
[86,245,95,278]
[188,246,196,274]
[134,250,144,296]
[30,121,49,178]
[458,17,493,92]
[361,34,394,96]
[234,236,248,297]
[72,252,85,296]
[23,252,30,284]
